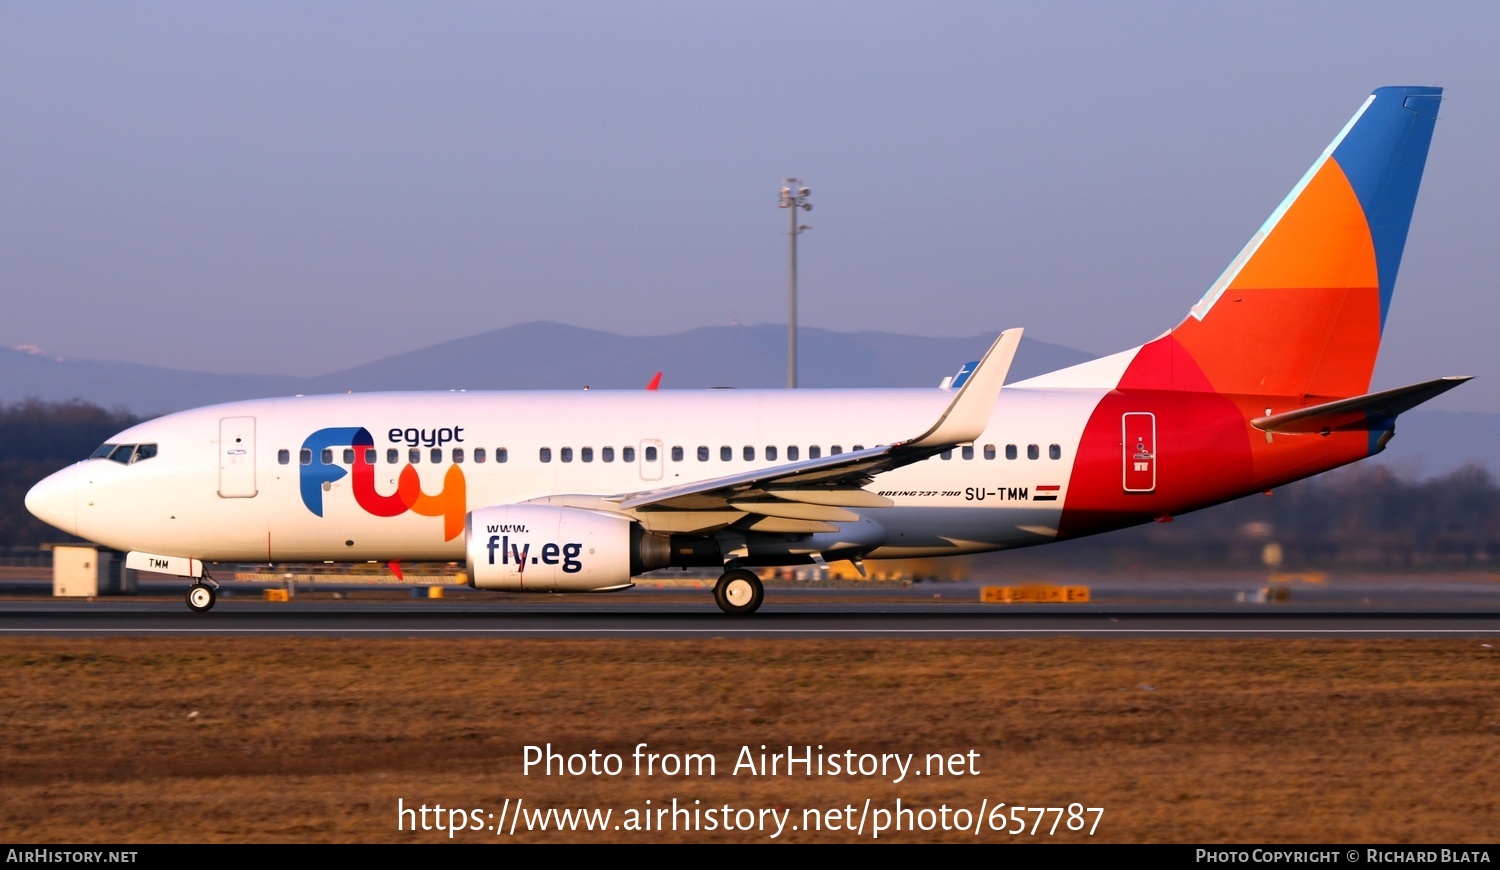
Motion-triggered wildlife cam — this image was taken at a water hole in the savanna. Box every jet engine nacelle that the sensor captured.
[465,504,659,592]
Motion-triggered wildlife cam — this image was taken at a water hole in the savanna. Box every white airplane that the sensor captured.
[26,86,1467,614]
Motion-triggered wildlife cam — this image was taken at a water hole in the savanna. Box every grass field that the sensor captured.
[0,637,1495,843]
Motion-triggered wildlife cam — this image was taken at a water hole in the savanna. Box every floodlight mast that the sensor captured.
[778,179,812,388]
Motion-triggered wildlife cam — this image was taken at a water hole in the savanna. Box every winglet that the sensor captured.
[906,328,1022,448]
[645,372,662,391]
[948,360,980,390]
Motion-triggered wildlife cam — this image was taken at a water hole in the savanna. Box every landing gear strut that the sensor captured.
[714,569,763,615]
[186,575,220,613]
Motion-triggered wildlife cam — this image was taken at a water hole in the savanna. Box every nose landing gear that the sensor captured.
[186,575,220,613]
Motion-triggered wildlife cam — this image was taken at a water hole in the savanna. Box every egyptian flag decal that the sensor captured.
[1033,485,1061,502]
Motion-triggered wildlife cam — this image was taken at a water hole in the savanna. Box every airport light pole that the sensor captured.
[778,179,812,388]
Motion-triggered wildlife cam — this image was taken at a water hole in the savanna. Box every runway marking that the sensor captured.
[3,628,1498,635]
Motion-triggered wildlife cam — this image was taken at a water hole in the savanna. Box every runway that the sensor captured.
[1,597,1497,638]
[0,571,1495,638]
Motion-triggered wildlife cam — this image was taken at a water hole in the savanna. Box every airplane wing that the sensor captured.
[557,329,1023,534]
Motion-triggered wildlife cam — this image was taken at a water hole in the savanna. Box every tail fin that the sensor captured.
[1164,86,1441,399]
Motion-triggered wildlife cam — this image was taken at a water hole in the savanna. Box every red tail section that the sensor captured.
[1160,87,1440,400]
[1057,87,1447,540]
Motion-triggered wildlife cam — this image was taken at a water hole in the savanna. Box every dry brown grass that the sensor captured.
[0,638,1495,843]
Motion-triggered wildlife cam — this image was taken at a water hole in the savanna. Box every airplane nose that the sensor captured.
[26,464,78,537]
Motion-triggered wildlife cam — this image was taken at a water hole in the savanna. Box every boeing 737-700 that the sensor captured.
[25,86,1466,614]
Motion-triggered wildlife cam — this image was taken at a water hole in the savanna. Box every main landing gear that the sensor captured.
[714,569,763,615]
[186,575,220,613]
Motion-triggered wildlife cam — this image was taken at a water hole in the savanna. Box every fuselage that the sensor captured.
[26,376,1375,567]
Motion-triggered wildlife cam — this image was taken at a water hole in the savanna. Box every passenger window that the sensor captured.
[429,448,440,464]
[363,448,376,465]
[852,444,864,451]
[941,450,953,460]
[343,448,355,465]
[409,448,421,464]
[766,446,777,461]
[1005,444,1017,460]
[744,446,755,461]
[671,446,683,462]
[1027,444,1039,460]
[132,444,158,463]
[962,446,974,460]
[474,448,486,463]
[809,446,822,459]
[539,447,551,463]
[581,447,593,463]
[831,445,843,455]
[561,447,573,463]
[321,448,334,465]
[787,446,800,461]
[497,448,508,463]
[720,446,732,462]
[697,446,709,462]
[625,447,637,462]
[453,448,465,464]
[602,447,614,462]
[984,444,996,460]
[1049,444,1062,460]
[278,449,290,465]
[300,448,312,465]
[387,448,399,464]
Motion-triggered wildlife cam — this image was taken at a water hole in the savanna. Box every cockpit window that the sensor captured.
[89,444,158,465]
[91,442,160,464]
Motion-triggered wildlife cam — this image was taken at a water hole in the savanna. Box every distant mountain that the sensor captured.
[0,323,1090,410]
[303,323,1093,392]
[2,324,1492,477]
[0,347,303,416]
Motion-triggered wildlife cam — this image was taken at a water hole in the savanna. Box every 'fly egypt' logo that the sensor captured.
[298,427,466,540]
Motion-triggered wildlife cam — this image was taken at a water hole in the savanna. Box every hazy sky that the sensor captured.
[2,2,1497,411]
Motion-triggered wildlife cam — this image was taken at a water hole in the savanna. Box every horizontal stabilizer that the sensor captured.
[1251,376,1472,434]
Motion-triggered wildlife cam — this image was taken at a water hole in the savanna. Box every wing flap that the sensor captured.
[763,487,895,508]
[634,509,746,535]
[730,501,862,523]
[742,516,841,534]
